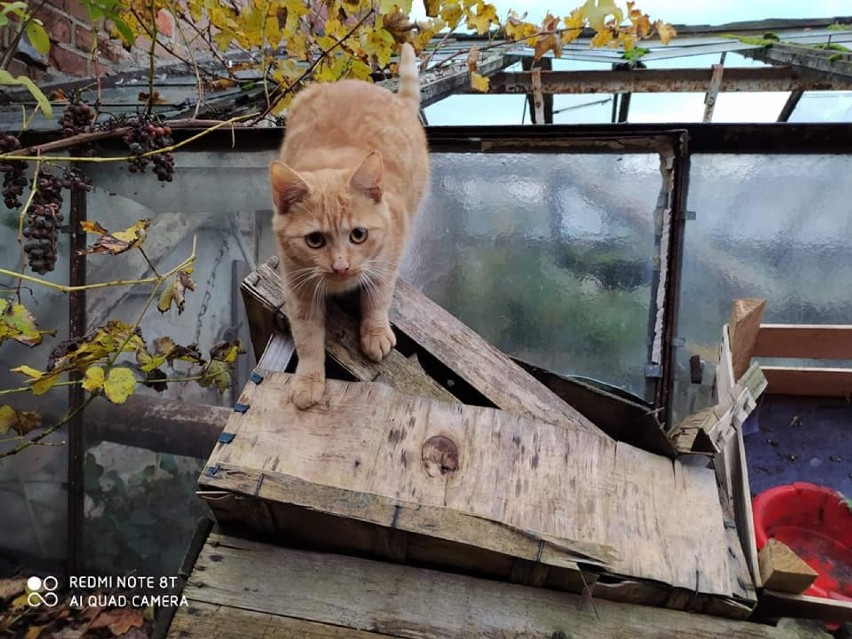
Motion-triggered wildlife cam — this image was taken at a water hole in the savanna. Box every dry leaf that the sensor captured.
[78,219,150,256]
[0,577,26,600]
[0,298,54,347]
[469,72,490,92]
[204,78,237,91]
[138,91,167,105]
[49,88,69,102]
[654,20,676,45]
[0,405,42,436]
[466,44,481,72]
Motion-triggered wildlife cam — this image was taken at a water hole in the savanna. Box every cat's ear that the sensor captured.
[269,161,309,214]
[350,152,383,203]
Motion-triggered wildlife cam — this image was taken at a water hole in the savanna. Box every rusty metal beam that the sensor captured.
[480,67,852,95]
[778,89,804,122]
[741,43,852,79]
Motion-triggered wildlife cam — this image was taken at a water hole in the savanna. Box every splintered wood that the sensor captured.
[201,372,747,616]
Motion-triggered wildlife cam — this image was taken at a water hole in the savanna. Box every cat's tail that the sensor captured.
[396,43,421,114]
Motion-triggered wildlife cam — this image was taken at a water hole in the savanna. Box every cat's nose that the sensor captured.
[332,258,350,274]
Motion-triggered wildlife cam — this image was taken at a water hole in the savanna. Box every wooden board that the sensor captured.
[754,324,852,361]
[728,299,766,381]
[168,533,829,639]
[762,367,852,397]
[200,372,750,615]
[758,539,818,594]
[241,258,603,434]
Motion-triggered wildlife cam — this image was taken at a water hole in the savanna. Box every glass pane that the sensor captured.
[403,152,664,398]
[0,174,70,565]
[675,154,852,418]
[789,91,852,123]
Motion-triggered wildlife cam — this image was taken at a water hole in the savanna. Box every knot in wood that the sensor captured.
[421,435,459,477]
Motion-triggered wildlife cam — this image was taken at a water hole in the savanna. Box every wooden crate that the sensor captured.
[168,532,829,639]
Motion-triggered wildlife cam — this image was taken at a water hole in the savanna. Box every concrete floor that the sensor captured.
[745,395,852,499]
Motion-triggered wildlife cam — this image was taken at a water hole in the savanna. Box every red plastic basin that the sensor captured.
[752,482,852,601]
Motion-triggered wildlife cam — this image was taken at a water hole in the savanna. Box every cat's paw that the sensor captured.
[291,374,325,410]
[361,321,396,362]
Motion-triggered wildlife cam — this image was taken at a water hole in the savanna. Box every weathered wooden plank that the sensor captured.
[201,372,740,610]
[755,590,852,625]
[763,367,852,397]
[729,298,766,382]
[169,601,399,638]
[242,259,459,403]
[754,324,852,361]
[758,539,818,594]
[174,533,828,639]
[390,279,601,433]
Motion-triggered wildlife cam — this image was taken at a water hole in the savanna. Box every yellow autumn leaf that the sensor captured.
[286,32,309,60]
[562,8,585,44]
[423,0,439,17]
[82,366,105,393]
[103,367,137,404]
[591,28,614,48]
[465,0,498,35]
[440,2,462,28]
[581,0,623,32]
[78,219,150,257]
[0,405,41,436]
[505,13,538,43]
[470,71,489,92]
[379,0,412,14]
[10,365,60,396]
[654,20,677,45]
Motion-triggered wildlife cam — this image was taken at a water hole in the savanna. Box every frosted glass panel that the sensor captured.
[403,153,665,398]
[675,154,852,417]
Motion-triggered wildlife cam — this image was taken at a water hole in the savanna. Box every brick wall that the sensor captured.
[3,1,183,79]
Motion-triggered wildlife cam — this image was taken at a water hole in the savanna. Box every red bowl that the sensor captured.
[752,482,852,601]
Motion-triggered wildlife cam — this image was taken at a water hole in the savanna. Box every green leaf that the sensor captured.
[1,2,29,17]
[26,20,51,55]
[112,16,136,46]
[82,366,105,392]
[198,360,231,393]
[0,69,52,117]
[104,367,136,404]
[0,298,54,347]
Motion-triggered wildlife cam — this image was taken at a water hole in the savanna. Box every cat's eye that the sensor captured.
[350,227,368,244]
[305,232,325,248]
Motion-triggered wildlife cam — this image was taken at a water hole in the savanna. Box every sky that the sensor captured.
[422,0,852,124]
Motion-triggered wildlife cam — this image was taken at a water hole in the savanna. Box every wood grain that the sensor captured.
[758,539,818,594]
[201,372,740,608]
[172,533,829,639]
[728,298,766,381]
[762,367,852,397]
[754,324,852,361]
[390,279,601,433]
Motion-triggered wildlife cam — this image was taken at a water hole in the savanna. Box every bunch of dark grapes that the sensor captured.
[62,165,92,193]
[58,98,94,138]
[1,131,27,209]
[22,171,64,274]
[123,119,175,182]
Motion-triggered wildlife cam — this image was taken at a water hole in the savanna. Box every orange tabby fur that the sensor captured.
[269,43,429,409]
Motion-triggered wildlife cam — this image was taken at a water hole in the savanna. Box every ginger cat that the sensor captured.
[269,43,430,409]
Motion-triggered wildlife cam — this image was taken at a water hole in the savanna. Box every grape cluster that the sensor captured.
[22,171,64,274]
[1,131,27,209]
[123,119,175,182]
[58,99,94,138]
[62,166,92,193]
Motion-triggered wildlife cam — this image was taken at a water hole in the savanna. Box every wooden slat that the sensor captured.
[728,299,766,382]
[756,590,852,625]
[171,534,828,639]
[758,539,818,594]
[390,279,601,433]
[754,324,852,360]
[242,260,457,404]
[201,372,742,611]
[763,367,852,397]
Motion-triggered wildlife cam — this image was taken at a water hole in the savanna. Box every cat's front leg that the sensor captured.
[360,273,397,362]
[288,295,327,409]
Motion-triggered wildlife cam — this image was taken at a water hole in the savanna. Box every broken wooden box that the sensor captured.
[196,258,757,619]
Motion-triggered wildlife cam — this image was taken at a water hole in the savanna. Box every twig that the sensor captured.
[15,158,42,303]
[0,380,81,397]
[165,0,205,118]
[138,247,160,277]
[0,395,93,460]
[254,8,376,122]
[0,114,256,163]
[0,235,196,293]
